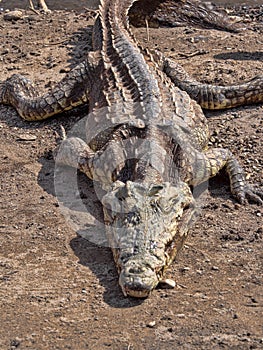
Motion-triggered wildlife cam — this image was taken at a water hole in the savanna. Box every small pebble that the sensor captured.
[17,134,37,141]
[4,10,23,21]
[158,278,176,289]
[211,266,219,271]
[1,49,9,55]
[181,266,190,273]
[147,321,156,328]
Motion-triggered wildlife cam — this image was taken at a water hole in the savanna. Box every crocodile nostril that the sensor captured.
[128,266,143,274]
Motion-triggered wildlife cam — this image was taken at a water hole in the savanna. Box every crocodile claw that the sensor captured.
[236,184,263,205]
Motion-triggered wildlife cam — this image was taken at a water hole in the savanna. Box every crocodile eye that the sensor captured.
[170,196,179,205]
[148,185,163,196]
[157,195,179,214]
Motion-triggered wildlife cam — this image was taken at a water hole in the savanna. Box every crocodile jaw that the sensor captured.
[118,253,163,298]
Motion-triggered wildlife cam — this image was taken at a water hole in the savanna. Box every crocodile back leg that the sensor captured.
[163,58,263,110]
[0,52,101,121]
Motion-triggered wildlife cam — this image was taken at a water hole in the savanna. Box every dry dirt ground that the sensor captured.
[0,5,262,350]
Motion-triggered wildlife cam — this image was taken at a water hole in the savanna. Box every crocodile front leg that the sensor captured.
[55,137,95,180]
[0,52,100,121]
[159,124,262,205]
[163,58,263,109]
[192,147,263,205]
[55,136,128,190]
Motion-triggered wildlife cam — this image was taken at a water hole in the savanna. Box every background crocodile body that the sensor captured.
[0,0,262,298]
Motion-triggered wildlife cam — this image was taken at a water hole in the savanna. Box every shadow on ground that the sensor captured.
[214,51,263,61]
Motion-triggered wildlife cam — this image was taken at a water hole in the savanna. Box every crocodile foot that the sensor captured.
[235,184,263,205]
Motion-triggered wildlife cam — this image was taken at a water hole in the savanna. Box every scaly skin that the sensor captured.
[1,0,263,298]
[0,59,96,120]
[129,0,243,32]
[163,59,263,110]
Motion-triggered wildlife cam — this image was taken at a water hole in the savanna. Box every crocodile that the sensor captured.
[1,0,263,298]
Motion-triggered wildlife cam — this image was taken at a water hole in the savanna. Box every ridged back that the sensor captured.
[98,0,161,121]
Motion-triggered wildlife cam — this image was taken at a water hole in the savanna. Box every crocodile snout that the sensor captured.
[119,260,159,298]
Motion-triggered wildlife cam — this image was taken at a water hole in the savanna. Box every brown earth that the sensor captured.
[0,6,262,350]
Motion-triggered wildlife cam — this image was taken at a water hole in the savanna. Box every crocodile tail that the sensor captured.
[99,0,138,28]
[129,0,243,33]
[98,0,161,120]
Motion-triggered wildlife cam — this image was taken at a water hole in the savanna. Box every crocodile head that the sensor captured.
[101,180,195,298]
